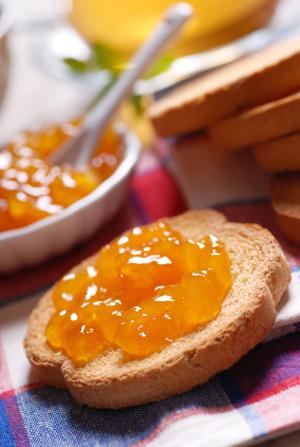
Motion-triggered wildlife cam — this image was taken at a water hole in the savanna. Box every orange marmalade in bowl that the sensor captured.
[0,121,122,232]
[46,222,232,365]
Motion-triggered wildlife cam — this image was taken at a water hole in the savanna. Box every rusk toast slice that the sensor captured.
[254,132,300,172]
[150,37,300,137]
[24,210,290,409]
[209,91,300,151]
[271,173,300,244]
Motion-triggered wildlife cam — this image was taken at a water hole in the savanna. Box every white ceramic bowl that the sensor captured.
[0,126,140,273]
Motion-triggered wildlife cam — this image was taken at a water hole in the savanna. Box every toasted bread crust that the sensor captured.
[209,91,300,151]
[24,210,290,408]
[271,173,300,244]
[149,37,300,138]
[254,132,300,172]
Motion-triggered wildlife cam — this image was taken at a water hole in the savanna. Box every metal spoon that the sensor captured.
[49,3,193,168]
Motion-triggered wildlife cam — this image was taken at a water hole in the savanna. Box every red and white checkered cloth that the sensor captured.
[1,144,300,447]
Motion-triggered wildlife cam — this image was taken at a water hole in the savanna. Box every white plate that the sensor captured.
[0,125,140,273]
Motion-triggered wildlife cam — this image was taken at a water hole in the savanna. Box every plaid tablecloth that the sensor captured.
[1,146,300,447]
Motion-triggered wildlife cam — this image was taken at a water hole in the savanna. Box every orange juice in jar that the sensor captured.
[69,0,278,55]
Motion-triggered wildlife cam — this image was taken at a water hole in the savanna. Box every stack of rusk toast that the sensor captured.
[149,35,300,245]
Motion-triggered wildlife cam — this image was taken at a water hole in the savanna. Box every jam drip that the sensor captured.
[46,222,232,365]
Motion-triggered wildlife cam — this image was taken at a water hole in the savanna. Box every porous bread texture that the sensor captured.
[24,210,290,409]
[254,132,300,172]
[271,173,300,245]
[149,37,300,137]
[209,91,300,151]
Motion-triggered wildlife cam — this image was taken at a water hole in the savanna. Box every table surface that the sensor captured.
[1,8,300,447]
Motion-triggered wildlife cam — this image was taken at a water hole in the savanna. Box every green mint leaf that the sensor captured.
[144,54,175,79]
[131,94,143,115]
[92,43,126,75]
[63,57,90,73]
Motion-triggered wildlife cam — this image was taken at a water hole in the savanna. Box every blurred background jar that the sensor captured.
[69,0,278,56]
[66,0,280,146]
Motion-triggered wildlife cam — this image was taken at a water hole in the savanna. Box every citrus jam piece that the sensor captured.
[46,222,232,365]
[0,122,122,231]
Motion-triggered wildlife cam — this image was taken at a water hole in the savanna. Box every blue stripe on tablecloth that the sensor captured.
[218,372,267,438]
[16,379,230,447]
[0,399,15,447]
[128,188,151,225]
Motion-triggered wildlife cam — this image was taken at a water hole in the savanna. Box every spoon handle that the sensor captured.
[77,3,193,167]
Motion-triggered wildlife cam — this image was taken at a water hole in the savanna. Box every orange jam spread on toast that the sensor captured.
[0,121,122,231]
[46,222,232,365]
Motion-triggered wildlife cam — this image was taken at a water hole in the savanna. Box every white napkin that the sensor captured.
[163,134,300,341]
